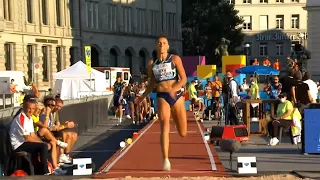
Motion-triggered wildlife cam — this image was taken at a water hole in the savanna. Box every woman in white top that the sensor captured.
[240,78,249,92]
[136,82,148,124]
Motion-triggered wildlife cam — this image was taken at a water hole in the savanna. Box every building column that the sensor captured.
[35,45,44,85]
[48,46,55,87]
[14,43,27,72]
[51,45,58,73]
[64,46,71,68]
[0,40,5,71]
[117,3,123,32]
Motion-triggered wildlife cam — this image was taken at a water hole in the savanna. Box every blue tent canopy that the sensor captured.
[235,65,280,75]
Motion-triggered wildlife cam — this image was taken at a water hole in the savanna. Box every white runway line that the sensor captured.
[195,118,217,171]
[102,120,156,172]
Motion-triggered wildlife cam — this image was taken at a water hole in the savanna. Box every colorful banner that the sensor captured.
[85,46,91,73]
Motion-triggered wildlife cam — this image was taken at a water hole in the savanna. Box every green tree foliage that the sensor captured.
[182,0,245,66]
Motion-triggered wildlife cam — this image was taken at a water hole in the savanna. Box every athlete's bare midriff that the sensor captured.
[155,79,178,93]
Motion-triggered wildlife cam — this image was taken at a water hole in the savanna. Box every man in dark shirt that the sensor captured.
[280,70,295,102]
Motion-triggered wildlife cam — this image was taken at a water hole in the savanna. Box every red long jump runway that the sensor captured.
[95,112,229,178]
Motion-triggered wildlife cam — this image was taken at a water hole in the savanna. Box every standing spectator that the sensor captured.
[10,95,51,175]
[248,77,259,121]
[195,81,204,96]
[292,71,313,116]
[113,76,125,123]
[263,57,271,67]
[226,70,240,125]
[286,56,294,72]
[252,58,259,65]
[280,69,295,102]
[210,75,222,119]
[188,81,197,111]
[303,72,317,103]
[273,59,280,71]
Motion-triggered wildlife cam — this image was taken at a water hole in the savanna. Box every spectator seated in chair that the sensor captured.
[189,98,205,112]
[39,97,78,164]
[32,101,69,171]
[267,92,301,146]
[9,95,66,175]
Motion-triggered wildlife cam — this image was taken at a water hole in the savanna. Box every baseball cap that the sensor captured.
[278,92,287,98]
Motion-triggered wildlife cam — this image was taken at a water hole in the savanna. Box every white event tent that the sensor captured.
[53,61,110,100]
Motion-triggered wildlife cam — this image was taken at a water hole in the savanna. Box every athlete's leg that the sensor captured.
[171,97,187,137]
[157,97,171,170]
[142,100,148,120]
[129,102,135,122]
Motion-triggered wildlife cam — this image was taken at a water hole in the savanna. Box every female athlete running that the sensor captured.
[135,35,187,171]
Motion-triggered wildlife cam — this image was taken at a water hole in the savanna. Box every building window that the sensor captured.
[243,42,252,56]
[137,8,146,34]
[42,46,49,82]
[259,15,268,30]
[260,0,268,3]
[276,15,284,29]
[56,47,62,72]
[123,6,132,33]
[242,16,252,30]
[3,0,11,21]
[26,0,33,23]
[166,12,176,37]
[56,0,61,26]
[27,45,34,82]
[243,0,251,4]
[42,0,48,25]
[85,0,99,29]
[291,0,299,2]
[3,0,12,21]
[107,4,117,31]
[150,10,160,36]
[259,42,268,56]
[276,0,284,2]
[276,42,284,56]
[226,0,235,4]
[4,43,12,70]
[291,14,300,29]
[69,0,74,28]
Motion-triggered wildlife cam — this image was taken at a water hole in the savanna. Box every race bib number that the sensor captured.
[153,63,175,81]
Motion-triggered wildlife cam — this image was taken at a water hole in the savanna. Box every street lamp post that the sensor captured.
[244,43,250,65]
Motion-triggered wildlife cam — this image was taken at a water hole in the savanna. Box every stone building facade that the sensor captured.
[0,0,182,88]
[229,0,307,66]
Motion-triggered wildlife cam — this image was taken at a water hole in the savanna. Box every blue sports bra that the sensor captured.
[152,54,178,83]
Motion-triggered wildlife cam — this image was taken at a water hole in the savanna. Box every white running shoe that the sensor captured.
[270,137,279,146]
[59,154,72,164]
[163,158,171,171]
[133,121,136,125]
[57,140,68,149]
[126,115,131,119]
[53,168,67,175]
